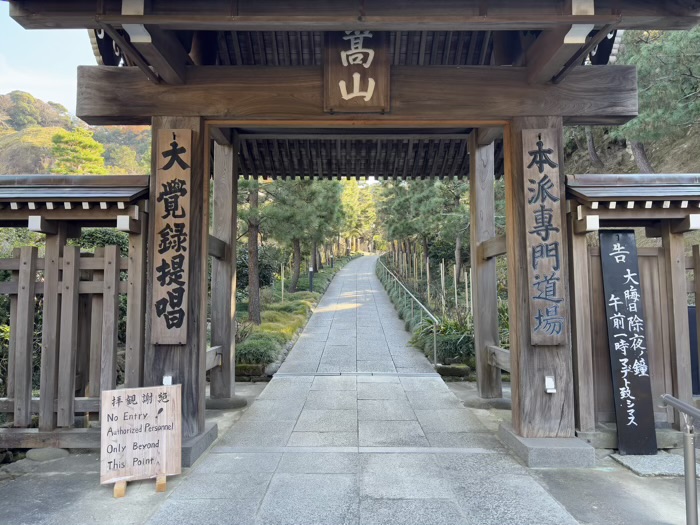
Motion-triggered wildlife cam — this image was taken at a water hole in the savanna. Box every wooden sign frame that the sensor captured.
[100,385,182,487]
[522,128,567,346]
[324,31,390,114]
[151,129,192,345]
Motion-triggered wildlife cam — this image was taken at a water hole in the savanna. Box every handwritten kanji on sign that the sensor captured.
[522,129,567,346]
[151,129,191,345]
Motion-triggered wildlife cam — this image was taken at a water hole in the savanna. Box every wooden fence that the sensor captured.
[0,242,146,446]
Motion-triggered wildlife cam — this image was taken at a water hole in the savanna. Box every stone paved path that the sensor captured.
[144,256,580,525]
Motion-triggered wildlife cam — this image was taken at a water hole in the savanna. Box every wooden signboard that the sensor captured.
[100,385,182,489]
[599,230,657,455]
[324,31,390,113]
[522,129,567,346]
[151,129,191,345]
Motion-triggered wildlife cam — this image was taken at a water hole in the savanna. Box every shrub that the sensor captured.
[236,333,283,365]
[267,300,313,316]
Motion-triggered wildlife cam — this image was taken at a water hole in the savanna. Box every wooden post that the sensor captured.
[7,248,20,424]
[101,245,120,391]
[57,246,80,427]
[426,257,431,304]
[281,264,284,302]
[504,117,574,438]
[210,139,239,401]
[144,116,208,439]
[125,210,148,388]
[661,221,693,410]
[87,247,104,399]
[469,132,502,399]
[39,223,67,431]
[567,216,595,432]
[464,270,470,314]
[453,264,458,308]
[13,247,37,427]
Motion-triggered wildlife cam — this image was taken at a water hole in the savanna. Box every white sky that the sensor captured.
[0,2,96,113]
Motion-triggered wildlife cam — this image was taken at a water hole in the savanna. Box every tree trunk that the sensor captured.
[247,180,261,324]
[316,243,323,270]
[630,141,655,174]
[573,129,586,155]
[455,233,462,284]
[345,238,351,256]
[290,238,302,293]
[422,236,429,263]
[585,127,605,169]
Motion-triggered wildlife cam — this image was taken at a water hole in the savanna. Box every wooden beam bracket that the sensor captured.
[671,214,700,234]
[208,235,227,260]
[479,235,507,260]
[205,346,223,371]
[487,345,511,373]
[28,215,57,235]
[116,215,141,234]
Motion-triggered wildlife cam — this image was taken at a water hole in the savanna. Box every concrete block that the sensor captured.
[182,423,218,467]
[498,422,595,468]
[576,426,683,450]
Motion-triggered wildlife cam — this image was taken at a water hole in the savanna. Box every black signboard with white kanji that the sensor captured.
[600,230,657,455]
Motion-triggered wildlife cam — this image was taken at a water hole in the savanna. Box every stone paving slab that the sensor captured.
[0,256,597,525]
[611,451,699,477]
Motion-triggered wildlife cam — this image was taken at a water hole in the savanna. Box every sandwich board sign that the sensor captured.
[100,385,182,497]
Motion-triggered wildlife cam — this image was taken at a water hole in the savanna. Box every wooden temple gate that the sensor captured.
[5,1,700,461]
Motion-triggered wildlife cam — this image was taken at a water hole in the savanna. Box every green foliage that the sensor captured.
[0,92,151,175]
[78,228,130,256]
[0,325,9,397]
[51,128,109,175]
[0,91,72,131]
[616,28,700,142]
[93,126,151,174]
[236,243,286,289]
[378,179,469,261]
[236,333,283,365]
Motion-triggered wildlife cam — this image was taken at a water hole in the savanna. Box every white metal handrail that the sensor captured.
[377,258,439,365]
[660,394,699,525]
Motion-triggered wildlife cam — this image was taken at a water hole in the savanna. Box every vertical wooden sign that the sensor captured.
[151,129,191,345]
[324,31,390,113]
[599,230,657,455]
[522,129,567,346]
[100,385,182,485]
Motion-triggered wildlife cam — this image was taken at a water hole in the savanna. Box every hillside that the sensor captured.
[566,126,700,176]
[0,91,150,175]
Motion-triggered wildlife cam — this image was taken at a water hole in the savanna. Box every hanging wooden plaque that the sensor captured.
[599,230,657,455]
[522,128,567,346]
[151,129,191,345]
[324,31,390,113]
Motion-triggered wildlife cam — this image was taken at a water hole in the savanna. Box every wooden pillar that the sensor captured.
[144,116,208,439]
[14,247,37,427]
[661,221,693,408]
[125,210,148,388]
[87,248,104,398]
[504,117,575,438]
[469,131,502,399]
[100,245,120,391]
[210,139,239,400]
[57,246,80,427]
[567,216,595,433]
[39,223,67,431]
